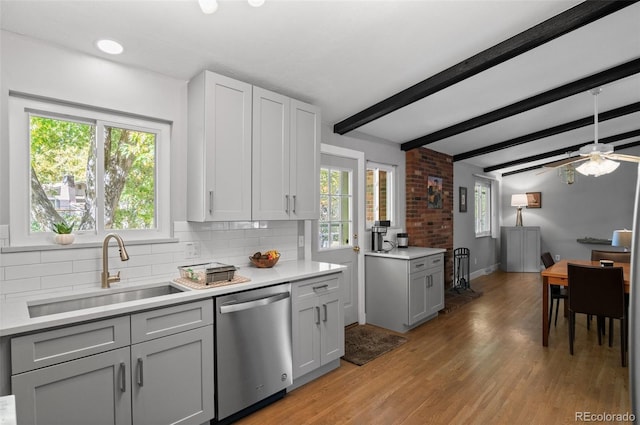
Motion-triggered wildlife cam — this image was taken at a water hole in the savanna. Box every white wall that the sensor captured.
[453,162,501,276]
[500,148,640,261]
[0,31,190,223]
[0,32,298,301]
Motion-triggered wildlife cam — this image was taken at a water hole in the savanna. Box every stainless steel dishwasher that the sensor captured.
[215,283,292,423]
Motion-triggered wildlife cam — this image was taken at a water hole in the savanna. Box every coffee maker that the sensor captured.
[371,220,390,252]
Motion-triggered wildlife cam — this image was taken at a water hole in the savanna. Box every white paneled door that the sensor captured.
[313,153,359,326]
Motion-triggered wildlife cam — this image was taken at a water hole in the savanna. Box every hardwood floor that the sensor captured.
[237,271,632,424]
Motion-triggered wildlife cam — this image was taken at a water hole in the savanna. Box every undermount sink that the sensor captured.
[28,284,186,318]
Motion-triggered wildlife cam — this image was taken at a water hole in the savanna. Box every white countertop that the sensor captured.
[364,246,446,260]
[0,260,345,337]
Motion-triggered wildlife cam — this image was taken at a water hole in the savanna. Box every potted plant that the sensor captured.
[52,222,75,245]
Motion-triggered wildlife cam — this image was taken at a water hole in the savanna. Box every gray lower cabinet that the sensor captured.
[366,253,444,333]
[131,326,214,425]
[292,275,344,380]
[10,299,214,425]
[11,347,132,425]
[500,226,541,272]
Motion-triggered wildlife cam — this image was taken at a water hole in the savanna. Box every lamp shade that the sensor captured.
[612,229,632,249]
[511,194,529,207]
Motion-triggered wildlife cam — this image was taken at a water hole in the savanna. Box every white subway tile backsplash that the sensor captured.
[73,258,102,273]
[41,247,100,263]
[0,277,41,295]
[5,262,73,280]
[1,220,300,301]
[0,251,41,267]
[42,271,100,289]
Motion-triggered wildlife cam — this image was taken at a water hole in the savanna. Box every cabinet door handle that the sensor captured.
[313,284,328,292]
[137,358,144,387]
[209,191,213,215]
[415,263,425,268]
[292,195,296,214]
[433,259,441,263]
[315,306,320,324]
[322,304,328,322]
[119,362,126,393]
[285,194,290,213]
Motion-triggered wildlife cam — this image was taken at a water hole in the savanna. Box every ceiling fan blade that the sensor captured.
[543,156,586,168]
[606,153,640,163]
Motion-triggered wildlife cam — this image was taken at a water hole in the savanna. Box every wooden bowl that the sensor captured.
[249,253,280,268]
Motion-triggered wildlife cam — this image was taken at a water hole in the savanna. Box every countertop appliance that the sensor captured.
[396,233,409,248]
[371,220,390,252]
[215,283,293,423]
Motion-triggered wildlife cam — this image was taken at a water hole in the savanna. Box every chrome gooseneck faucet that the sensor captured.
[101,233,130,288]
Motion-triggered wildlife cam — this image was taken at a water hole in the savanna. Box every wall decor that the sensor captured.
[459,186,467,212]
[428,176,443,209]
[526,192,541,208]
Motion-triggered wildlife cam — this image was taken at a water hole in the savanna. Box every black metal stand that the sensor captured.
[452,247,472,293]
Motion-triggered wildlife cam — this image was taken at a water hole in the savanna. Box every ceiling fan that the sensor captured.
[543,88,640,177]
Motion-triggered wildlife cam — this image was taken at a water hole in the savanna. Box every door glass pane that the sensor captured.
[330,170,341,194]
[319,166,353,250]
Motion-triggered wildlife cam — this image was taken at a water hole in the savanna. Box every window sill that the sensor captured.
[1,237,179,253]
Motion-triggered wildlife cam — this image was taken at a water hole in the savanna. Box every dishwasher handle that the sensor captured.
[219,291,290,314]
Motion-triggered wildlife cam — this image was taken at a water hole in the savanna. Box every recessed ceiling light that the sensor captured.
[198,0,218,14]
[248,0,265,7]
[96,39,124,55]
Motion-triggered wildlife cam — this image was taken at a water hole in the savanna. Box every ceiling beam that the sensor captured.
[333,0,638,136]
[453,102,640,162]
[400,58,640,151]
[486,129,640,174]
[501,138,640,177]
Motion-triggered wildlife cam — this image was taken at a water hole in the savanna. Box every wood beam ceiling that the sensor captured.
[454,102,640,162]
[333,0,638,136]
[400,59,640,151]
[488,130,640,175]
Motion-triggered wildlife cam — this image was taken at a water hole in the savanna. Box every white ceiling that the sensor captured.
[2,0,639,174]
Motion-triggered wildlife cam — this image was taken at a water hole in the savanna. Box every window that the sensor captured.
[474,179,491,237]
[9,95,171,246]
[366,161,395,228]
[319,166,352,249]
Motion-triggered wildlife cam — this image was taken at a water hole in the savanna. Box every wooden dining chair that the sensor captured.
[541,252,567,330]
[590,249,631,342]
[567,264,627,367]
[590,250,631,263]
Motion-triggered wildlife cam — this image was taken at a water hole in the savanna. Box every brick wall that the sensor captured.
[406,147,454,285]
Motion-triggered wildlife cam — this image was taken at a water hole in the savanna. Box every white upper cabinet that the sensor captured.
[187,71,252,222]
[188,71,319,222]
[252,87,320,220]
[290,99,321,220]
[252,87,291,221]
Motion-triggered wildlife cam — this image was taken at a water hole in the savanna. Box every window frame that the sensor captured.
[474,179,492,238]
[8,95,172,247]
[365,161,396,229]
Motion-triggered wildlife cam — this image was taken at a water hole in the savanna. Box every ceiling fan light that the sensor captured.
[199,0,218,14]
[575,158,619,177]
[578,143,614,156]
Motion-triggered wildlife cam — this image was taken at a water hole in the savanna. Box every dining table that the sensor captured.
[540,259,631,347]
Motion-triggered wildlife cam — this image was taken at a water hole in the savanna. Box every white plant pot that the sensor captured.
[54,234,75,245]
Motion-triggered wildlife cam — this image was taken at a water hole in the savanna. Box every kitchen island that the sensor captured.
[365,247,446,333]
